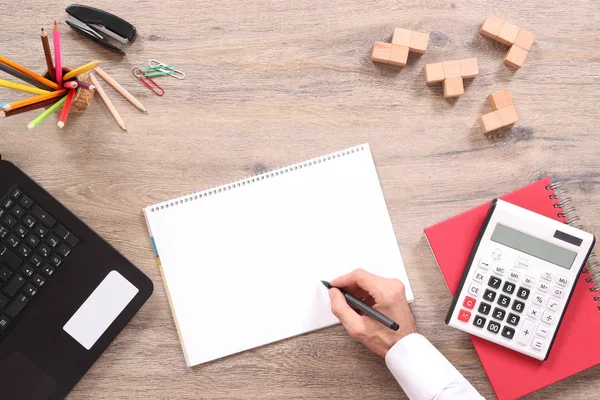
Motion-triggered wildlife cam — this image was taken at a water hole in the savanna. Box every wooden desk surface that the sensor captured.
[2,1,599,398]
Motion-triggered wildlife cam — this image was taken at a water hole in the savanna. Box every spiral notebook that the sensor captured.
[143,144,413,366]
[424,178,600,400]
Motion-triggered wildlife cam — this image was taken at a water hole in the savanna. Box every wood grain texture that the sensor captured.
[1,1,600,399]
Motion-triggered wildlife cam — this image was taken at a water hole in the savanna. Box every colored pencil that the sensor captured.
[0,63,55,91]
[26,95,68,130]
[75,80,95,90]
[63,81,78,89]
[95,66,147,113]
[1,97,61,118]
[53,21,63,85]
[0,55,61,90]
[57,89,76,129]
[2,89,67,111]
[0,103,5,108]
[41,28,55,81]
[0,78,50,95]
[63,60,100,81]
[89,73,126,131]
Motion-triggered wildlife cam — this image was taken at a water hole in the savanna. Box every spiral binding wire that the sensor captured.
[146,144,367,213]
[546,181,600,310]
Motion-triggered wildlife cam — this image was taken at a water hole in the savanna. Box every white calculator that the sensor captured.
[446,199,595,360]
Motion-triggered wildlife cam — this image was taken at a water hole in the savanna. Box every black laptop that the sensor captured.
[0,157,153,399]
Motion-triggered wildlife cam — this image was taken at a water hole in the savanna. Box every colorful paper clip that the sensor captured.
[132,68,164,96]
[148,59,185,79]
[133,65,175,78]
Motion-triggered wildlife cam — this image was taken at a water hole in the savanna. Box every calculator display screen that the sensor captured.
[491,223,577,269]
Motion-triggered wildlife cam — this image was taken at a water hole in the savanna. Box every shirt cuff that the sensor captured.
[385,333,480,400]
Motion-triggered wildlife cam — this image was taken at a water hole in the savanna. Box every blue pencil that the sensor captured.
[0,103,6,108]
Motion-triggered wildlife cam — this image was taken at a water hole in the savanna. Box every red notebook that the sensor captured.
[424,177,600,400]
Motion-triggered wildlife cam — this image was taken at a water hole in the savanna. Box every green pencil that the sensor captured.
[26,95,68,130]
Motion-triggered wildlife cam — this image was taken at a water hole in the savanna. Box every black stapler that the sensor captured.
[65,4,137,56]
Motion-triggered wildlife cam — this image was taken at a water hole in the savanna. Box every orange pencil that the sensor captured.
[0,55,62,91]
[2,89,67,111]
[57,89,76,129]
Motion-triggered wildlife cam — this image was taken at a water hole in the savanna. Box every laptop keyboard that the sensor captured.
[0,187,80,339]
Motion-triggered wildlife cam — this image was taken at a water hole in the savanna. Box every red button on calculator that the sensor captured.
[463,296,476,309]
[458,309,472,322]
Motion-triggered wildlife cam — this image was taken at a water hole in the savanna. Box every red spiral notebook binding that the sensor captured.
[424,177,599,400]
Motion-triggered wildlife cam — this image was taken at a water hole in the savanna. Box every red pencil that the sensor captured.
[57,89,76,129]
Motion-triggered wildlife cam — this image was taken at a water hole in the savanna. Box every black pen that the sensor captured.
[321,280,399,331]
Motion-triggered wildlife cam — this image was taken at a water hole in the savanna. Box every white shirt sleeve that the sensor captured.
[385,333,484,400]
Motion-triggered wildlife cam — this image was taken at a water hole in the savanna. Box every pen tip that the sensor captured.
[321,280,332,289]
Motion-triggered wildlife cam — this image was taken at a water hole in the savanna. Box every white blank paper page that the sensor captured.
[144,144,413,366]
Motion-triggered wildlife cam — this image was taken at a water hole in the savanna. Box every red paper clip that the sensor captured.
[132,68,164,96]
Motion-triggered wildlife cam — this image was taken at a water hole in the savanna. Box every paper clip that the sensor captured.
[133,65,175,78]
[132,68,164,96]
[148,59,185,80]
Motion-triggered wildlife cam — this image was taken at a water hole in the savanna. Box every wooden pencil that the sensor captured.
[89,73,127,131]
[63,81,95,90]
[0,55,62,90]
[63,60,101,81]
[27,95,68,130]
[53,21,63,85]
[0,78,51,95]
[95,66,147,112]
[0,63,55,91]
[1,97,62,118]
[41,28,55,81]
[57,89,76,129]
[2,89,67,111]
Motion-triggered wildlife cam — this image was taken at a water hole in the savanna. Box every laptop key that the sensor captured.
[26,234,40,248]
[0,267,13,283]
[4,215,17,228]
[41,264,55,277]
[29,254,42,268]
[46,235,60,248]
[58,244,71,258]
[21,264,35,277]
[10,205,25,219]
[11,188,22,199]
[0,315,10,330]
[20,195,33,209]
[0,245,23,270]
[32,274,46,288]
[4,274,26,297]
[23,283,37,297]
[18,244,32,258]
[0,225,8,239]
[55,225,80,248]
[0,293,9,308]
[7,234,20,248]
[33,224,49,238]
[23,215,37,229]
[49,254,62,268]
[6,294,29,319]
[32,205,56,228]
[14,225,28,239]
[3,198,14,209]
[38,244,51,257]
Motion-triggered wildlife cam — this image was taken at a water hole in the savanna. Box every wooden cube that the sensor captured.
[392,28,412,47]
[371,42,392,63]
[497,21,520,46]
[442,60,462,78]
[479,111,504,133]
[389,45,409,66]
[443,77,464,98]
[488,88,513,110]
[409,31,429,54]
[424,63,445,84]
[498,105,519,125]
[504,45,529,69]
[514,29,536,51]
[480,16,504,39]
[460,58,479,79]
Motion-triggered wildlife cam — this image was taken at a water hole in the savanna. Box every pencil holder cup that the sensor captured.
[43,67,94,114]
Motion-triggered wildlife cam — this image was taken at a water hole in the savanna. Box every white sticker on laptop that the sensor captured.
[63,270,138,350]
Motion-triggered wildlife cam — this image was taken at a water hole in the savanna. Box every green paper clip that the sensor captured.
[133,65,176,78]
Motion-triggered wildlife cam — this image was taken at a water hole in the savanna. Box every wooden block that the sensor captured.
[460,58,479,78]
[480,16,504,39]
[498,104,519,125]
[371,42,392,63]
[392,28,412,47]
[479,110,504,133]
[488,88,513,111]
[424,63,445,84]
[497,21,520,46]
[409,31,429,54]
[442,60,462,78]
[389,45,409,66]
[443,77,464,98]
[504,44,529,69]
[514,29,536,51]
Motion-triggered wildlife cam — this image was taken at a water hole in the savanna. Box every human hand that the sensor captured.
[328,268,416,357]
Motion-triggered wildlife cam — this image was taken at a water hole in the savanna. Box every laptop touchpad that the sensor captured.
[0,350,58,400]
[63,270,139,350]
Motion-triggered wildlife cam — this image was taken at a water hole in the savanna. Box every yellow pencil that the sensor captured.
[0,55,62,91]
[63,60,101,81]
[0,78,50,95]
